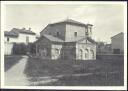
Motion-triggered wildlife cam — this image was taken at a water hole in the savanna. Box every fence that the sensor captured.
[4,42,36,55]
[96,54,124,60]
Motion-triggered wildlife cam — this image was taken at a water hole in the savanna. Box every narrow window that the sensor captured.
[89,27,92,35]
[86,29,88,36]
[57,32,59,36]
[74,32,77,37]
[90,50,94,59]
[79,49,83,60]
[85,49,89,59]
[7,37,9,42]
[26,36,29,43]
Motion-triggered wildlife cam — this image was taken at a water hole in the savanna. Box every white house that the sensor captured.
[4,27,36,44]
[4,27,36,55]
[111,32,124,54]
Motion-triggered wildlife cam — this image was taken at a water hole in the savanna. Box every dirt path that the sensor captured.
[5,56,29,86]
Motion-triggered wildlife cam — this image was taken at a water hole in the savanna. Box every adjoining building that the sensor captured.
[96,42,112,54]
[111,32,124,54]
[4,27,36,55]
[35,19,96,60]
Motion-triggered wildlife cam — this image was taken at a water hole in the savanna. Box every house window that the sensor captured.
[90,27,92,33]
[52,48,60,59]
[74,32,77,37]
[56,32,60,36]
[7,37,9,42]
[86,29,88,36]
[55,49,60,55]
[26,36,29,43]
[40,48,47,57]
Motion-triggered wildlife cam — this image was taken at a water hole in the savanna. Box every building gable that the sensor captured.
[77,38,90,44]
[77,37,96,44]
[36,36,51,46]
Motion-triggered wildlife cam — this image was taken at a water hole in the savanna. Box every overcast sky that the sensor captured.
[4,3,124,43]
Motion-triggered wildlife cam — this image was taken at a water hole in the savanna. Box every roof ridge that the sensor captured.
[11,27,36,35]
[111,32,124,39]
[43,34,64,42]
[50,19,86,26]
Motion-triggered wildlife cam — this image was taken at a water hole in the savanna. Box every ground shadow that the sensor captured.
[4,55,23,72]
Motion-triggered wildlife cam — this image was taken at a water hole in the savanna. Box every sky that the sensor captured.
[4,3,124,43]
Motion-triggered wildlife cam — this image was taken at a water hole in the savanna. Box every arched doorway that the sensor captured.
[79,49,83,60]
[90,50,94,59]
[52,48,60,59]
[40,48,47,58]
[85,49,89,59]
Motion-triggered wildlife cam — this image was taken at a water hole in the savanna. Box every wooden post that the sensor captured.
[36,43,38,56]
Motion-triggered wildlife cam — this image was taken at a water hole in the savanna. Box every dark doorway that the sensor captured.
[113,49,120,54]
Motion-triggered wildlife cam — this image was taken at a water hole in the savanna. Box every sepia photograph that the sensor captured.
[0,1,127,90]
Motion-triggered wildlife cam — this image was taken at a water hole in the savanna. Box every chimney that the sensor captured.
[29,27,31,31]
[22,27,25,30]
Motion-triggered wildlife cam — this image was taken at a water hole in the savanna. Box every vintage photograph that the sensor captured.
[0,1,127,90]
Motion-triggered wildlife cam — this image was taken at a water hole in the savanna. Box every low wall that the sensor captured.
[4,42,32,55]
[96,54,124,60]
[4,42,13,55]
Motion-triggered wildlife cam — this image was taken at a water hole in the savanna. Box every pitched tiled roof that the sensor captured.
[50,19,87,26]
[87,37,96,44]
[43,34,64,42]
[65,36,96,44]
[111,32,123,39]
[4,31,18,37]
[39,34,96,44]
[11,28,36,35]
[65,36,85,42]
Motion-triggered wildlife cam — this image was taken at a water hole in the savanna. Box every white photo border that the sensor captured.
[1,1,127,90]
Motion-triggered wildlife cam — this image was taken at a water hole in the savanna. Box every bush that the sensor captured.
[12,43,28,55]
[29,43,36,54]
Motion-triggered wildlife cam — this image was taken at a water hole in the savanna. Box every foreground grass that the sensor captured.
[4,55,124,86]
[4,55,23,72]
[24,56,123,77]
[23,55,124,86]
[42,72,123,86]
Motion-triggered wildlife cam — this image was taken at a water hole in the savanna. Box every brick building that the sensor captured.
[36,19,96,60]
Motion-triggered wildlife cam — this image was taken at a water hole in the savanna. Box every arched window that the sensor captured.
[79,49,83,60]
[85,49,89,59]
[40,48,47,57]
[70,47,75,56]
[42,48,47,56]
[52,48,60,59]
[90,50,94,59]
[55,49,59,55]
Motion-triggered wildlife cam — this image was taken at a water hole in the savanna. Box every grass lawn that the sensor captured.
[41,71,123,86]
[24,55,124,86]
[4,55,23,72]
